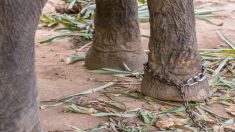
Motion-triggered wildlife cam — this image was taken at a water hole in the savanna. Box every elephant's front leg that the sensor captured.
[85,0,147,72]
[0,0,46,131]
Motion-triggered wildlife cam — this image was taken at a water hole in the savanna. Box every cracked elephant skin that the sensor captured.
[0,0,47,132]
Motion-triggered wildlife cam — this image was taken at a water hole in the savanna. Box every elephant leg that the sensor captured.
[85,0,147,72]
[141,0,210,101]
[0,0,46,131]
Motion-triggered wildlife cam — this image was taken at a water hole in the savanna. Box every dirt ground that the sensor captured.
[36,0,235,131]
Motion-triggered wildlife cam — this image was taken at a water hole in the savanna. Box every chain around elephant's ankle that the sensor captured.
[144,62,208,131]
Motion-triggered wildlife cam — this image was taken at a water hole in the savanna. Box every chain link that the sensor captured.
[144,63,208,132]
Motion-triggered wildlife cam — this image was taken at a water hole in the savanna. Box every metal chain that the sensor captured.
[144,63,208,132]
[177,85,208,132]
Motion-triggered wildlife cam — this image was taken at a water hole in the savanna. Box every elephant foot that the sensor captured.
[141,70,211,102]
[85,46,148,72]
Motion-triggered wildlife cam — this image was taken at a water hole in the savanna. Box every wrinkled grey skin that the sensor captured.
[0,0,47,131]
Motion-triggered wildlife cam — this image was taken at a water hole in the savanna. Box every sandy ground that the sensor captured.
[36,0,235,131]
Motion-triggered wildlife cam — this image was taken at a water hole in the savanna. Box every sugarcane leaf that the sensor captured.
[65,104,97,114]
[217,31,235,49]
[60,82,115,100]
[66,56,85,64]
[212,57,230,77]
[39,33,93,44]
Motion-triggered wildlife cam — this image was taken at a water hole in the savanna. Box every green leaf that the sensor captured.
[66,56,85,65]
[92,112,137,118]
[217,31,235,49]
[65,104,97,114]
[138,0,146,4]
[212,57,230,77]
[138,110,156,125]
[39,33,93,44]
[154,106,186,115]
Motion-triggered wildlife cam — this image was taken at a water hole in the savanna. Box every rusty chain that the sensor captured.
[144,63,208,132]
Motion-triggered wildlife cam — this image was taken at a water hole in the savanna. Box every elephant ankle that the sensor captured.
[141,69,210,102]
[85,46,147,72]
